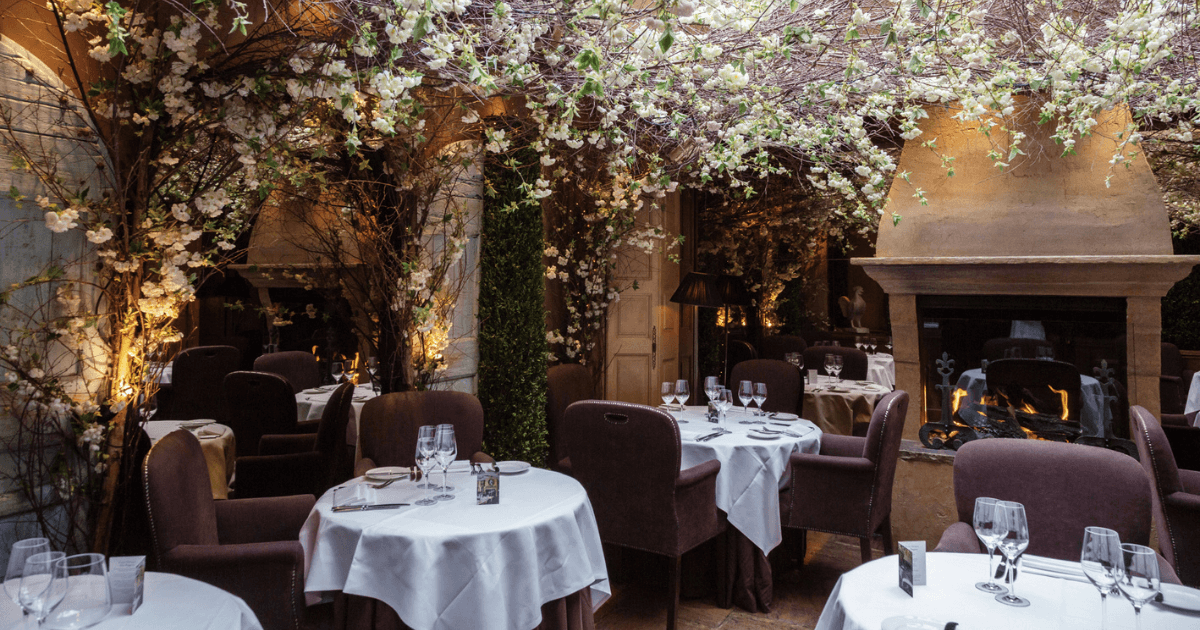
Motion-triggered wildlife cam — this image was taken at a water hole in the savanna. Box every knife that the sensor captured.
[331,503,410,512]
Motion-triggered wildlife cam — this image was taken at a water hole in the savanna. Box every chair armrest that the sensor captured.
[235,452,324,498]
[554,457,572,475]
[789,452,875,477]
[933,521,982,553]
[215,495,316,544]
[470,452,495,464]
[354,457,377,477]
[1162,414,1191,427]
[783,452,876,531]
[677,459,721,489]
[258,433,317,456]
[295,419,321,434]
[818,434,866,458]
[1164,489,1200,513]
[1163,425,1200,472]
[1180,469,1200,494]
[161,542,305,630]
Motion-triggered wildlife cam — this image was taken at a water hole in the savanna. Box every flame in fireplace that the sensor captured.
[1048,385,1069,421]
[941,383,1075,441]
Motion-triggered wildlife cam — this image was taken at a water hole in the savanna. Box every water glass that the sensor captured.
[661,382,676,408]
[785,353,803,371]
[45,553,110,629]
[972,497,1006,594]
[823,354,836,384]
[753,383,767,416]
[993,501,1030,607]
[434,425,457,501]
[415,425,436,489]
[738,380,753,413]
[331,361,344,384]
[1081,526,1122,629]
[414,436,438,506]
[674,379,690,410]
[20,551,67,624]
[717,388,734,423]
[703,376,720,403]
[1117,543,1160,630]
[6,538,50,606]
[830,355,844,383]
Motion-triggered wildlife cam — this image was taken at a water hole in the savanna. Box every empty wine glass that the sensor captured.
[1081,527,1122,630]
[6,538,50,613]
[823,354,836,384]
[738,380,753,414]
[753,382,767,416]
[868,338,878,354]
[855,336,865,352]
[972,497,1006,594]
[674,379,690,411]
[717,388,734,423]
[415,425,436,489]
[704,376,720,403]
[884,339,893,354]
[994,501,1030,607]
[331,361,344,384]
[366,357,379,393]
[46,553,110,629]
[20,551,66,625]
[1117,543,1160,630]
[433,425,457,501]
[661,382,676,410]
[831,355,844,383]
[414,436,438,506]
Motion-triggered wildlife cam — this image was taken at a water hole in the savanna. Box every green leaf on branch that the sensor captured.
[659,28,674,53]
[413,14,432,42]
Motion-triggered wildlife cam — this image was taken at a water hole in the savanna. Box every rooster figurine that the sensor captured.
[839,286,868,333]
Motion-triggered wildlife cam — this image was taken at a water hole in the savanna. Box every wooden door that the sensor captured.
[605,193,680,404]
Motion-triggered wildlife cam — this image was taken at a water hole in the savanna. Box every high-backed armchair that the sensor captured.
[169,345,241,422]
[253,351,322,393]
[355,390,489,475]
[802,346,869,382]
[729,359,803,416]
[1130,406,1200,586]
[546,363,594,472]
[223,371,306,457]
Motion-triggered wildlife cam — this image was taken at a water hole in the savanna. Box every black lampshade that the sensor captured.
[670,272,723,308]
[718,274,752,307]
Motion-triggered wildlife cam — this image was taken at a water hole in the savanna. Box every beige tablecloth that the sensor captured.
[144,421,236,499]
[803,380,888,435]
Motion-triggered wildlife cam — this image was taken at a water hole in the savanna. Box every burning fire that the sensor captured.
[947,384,1072,439]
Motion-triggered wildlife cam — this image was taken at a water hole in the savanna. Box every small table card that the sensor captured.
[898,541,926,596]
[109,556,145,613]
[476,465,499,504]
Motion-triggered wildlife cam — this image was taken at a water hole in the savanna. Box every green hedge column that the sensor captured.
[478,148,549,465]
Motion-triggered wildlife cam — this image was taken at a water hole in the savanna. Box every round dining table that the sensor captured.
[0,571,262,629]
[803,379,890,436]
[815,552,1200,630]
[143,421,235,499]
[300,467,609,630]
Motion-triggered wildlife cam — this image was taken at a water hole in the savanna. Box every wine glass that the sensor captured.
[855,336,865,352]
[366,357,379,393]
[1117,543,1160,630]
[738,380,753,414]
[823,354,836,384]
[6,538,50,612]
[869,338,878,354]
[47,553,110,629]
[661,382,676,410]
[972,497,1006,594]
[1081,526,1123,630]
[414,436,438,506]
[433,425,457,501]
[753,382,767,416]
[704,376,720,403]
[831,355,844,384]
[20,551,66,625]
[415,425,436,489]
[717,388,733,423]
[993,501,1031,607]
[331,361,344,384]
[674,379,690,411]
[884,339,893,354]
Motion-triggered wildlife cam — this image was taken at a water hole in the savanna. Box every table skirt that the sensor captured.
[334,588,595,630]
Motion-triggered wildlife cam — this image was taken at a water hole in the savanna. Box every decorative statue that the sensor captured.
[839,286,869,333]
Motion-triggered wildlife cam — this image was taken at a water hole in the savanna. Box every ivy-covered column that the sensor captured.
[478,148,549,464]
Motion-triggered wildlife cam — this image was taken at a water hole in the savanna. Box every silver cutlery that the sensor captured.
[331,503,410,512]
[756,427,801,438]
[371,476,405,489]
[696,430,731,442]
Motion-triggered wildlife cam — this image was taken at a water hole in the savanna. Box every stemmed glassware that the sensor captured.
[855,337,865,352]
[415,425,436,489]
[704,376,720,403]
[993,501,1031,607]
[972,497,1006,594]
[785,353,803,371]
[884,339,893,354]
[48,553,111,629]
[1081,526,1123,629]
[753,383,767,416]
[6,538,50,617]
[738,380,753,414]
[824,354,836,384]
[331,361,344,384]
[829,355,844,384]
[366,357,379,393]
[433,425,457,501]
[868,338,878,355]
[1117,543,1161,630]
[413,435,438,506]
[674,380,690,411]
[717,388,734,423]
[20,551,67,625]
[661,382,676,410]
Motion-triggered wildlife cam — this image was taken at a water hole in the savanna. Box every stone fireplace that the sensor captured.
[855,100,1200,544]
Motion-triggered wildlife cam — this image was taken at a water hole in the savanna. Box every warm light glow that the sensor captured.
[1048,385,1069,420]
[951,387,968,415]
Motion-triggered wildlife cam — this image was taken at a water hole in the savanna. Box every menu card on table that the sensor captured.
[109,556,145,613]
[898,541,926,596]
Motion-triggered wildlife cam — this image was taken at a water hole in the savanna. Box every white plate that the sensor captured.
[1159,583,1200,613]
[825,387,850,393]
[365,466,409,481]
[769,413,799,421]
[880,616,945,630]
[495,461,531,474]
[178,420,215,430]
[746,431,780,440]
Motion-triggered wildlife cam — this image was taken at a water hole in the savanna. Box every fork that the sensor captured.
[371,477,403,489]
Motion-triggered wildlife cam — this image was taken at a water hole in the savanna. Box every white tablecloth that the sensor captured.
[1183,372,1200,420]
[815,552,1200,630]
[0,571,261,629]
[300,468,609,630]
[673,405,821,554]
[295,384,376,458]
[955,368,1106,437]
[868,354,895,390]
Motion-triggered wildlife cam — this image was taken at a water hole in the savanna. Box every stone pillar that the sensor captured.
[1126,296,1162,419]
[889,294,923,440]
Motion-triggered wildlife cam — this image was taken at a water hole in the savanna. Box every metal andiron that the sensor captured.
[919,353,978,450]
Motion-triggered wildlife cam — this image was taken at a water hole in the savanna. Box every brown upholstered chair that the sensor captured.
[725,339,758,383]
[1161,342,1194,417]
[546,363,594,472]
[984,359,1082,423]
[802,346,869,382]
[253,351,322,394]
[1163,424,1200,471]
[235,382,356,498]
[168,345,241,422]
[781,390,908,563]
[223,371,306,458]
[1130,406,1200,586]
[564,401,721,630]
[729,359,803,416]
[143,430,320,630]
[355,390,489,475]
[981,337,1056,361]
[758,335,807,362]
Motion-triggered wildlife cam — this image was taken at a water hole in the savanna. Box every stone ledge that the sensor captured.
[899,438,957,464]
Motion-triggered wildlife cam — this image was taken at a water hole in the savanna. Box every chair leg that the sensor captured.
[881,515,895,556]
[859,536,873,564]
[667,554,681,630]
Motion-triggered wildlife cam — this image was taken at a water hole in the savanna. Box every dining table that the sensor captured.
[815,552,1200,630]
[300,466,609,630]
[143,420,235,499]
[295,383,377,458]
[671,404,822,612]
[803,379,890,436]
[0,571,262,629]
[867,353,896,390]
